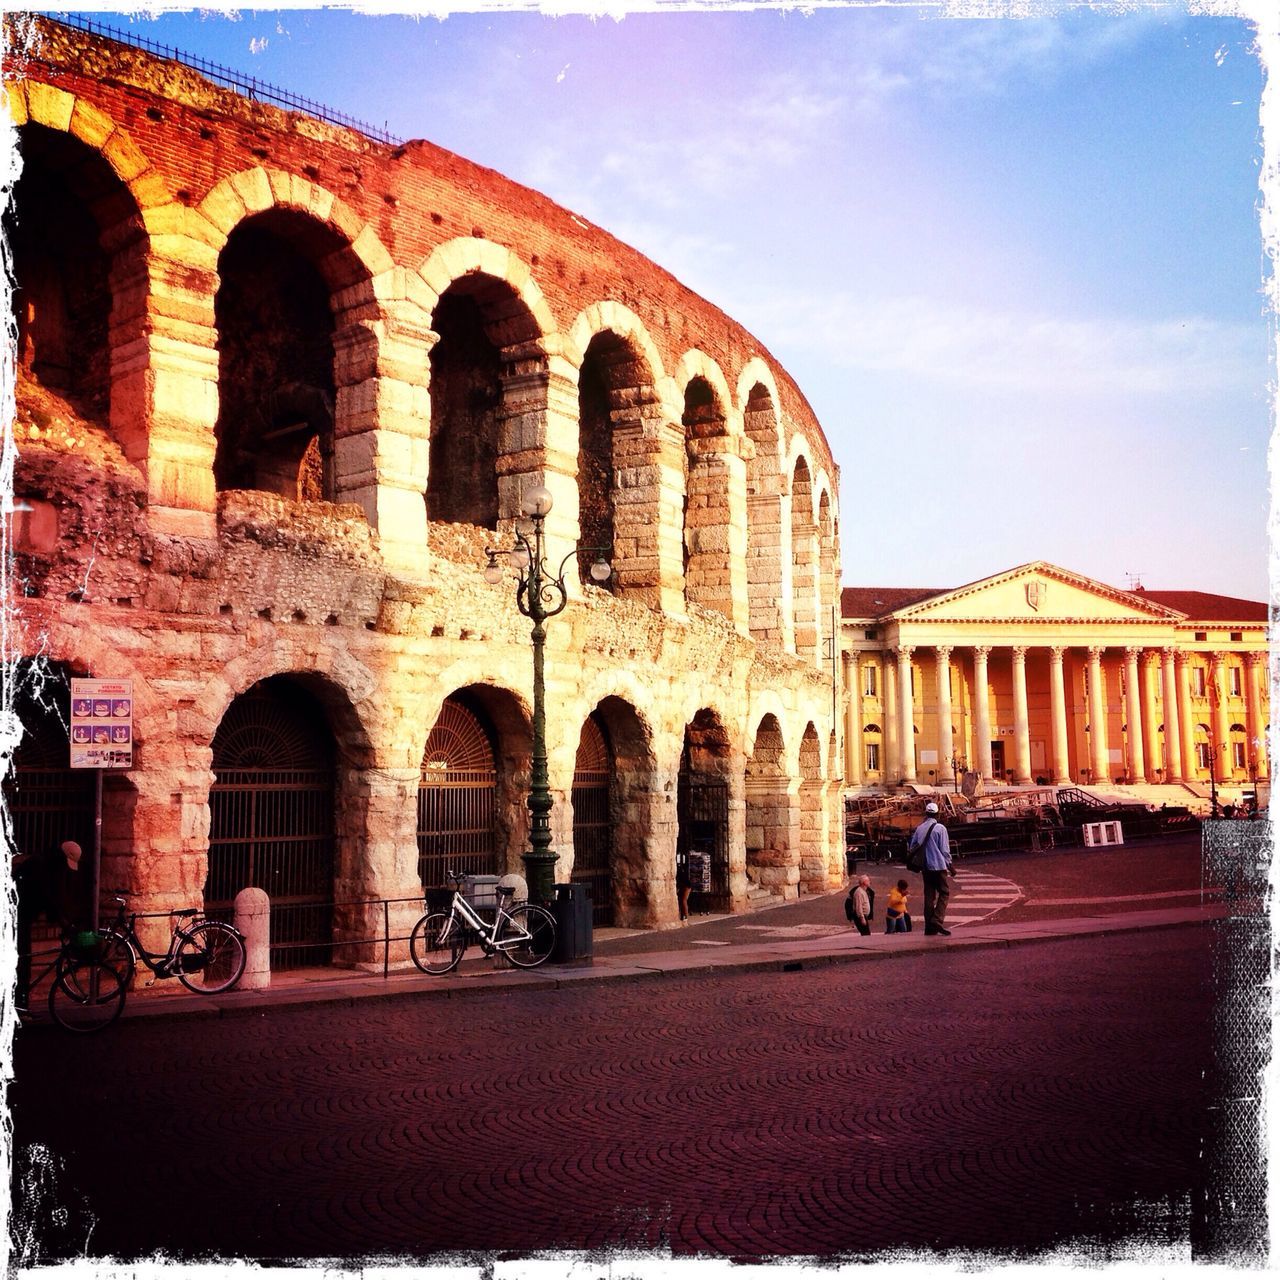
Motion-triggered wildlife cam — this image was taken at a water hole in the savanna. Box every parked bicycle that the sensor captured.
[410,872,556,975]
[99,895,247,995]
[21,931,128,1033]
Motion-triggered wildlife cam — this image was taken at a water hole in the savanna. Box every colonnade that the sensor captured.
[844,643,1270,788]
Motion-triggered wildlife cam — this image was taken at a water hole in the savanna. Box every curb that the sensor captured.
[108,906,1223,1027]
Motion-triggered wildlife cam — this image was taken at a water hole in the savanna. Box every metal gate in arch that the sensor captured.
[4,681,96,863]
[572,714,614,928]
[207,681,336,970]
[677,767,730,912]
[418,697,499,890]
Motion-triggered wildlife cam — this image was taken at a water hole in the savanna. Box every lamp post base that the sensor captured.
[521,850,558,905]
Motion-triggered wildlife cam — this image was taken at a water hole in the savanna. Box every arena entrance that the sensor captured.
[677,709,731,913]
[417,695,499,890]
[571,713,614,928]
[207,677,336,970]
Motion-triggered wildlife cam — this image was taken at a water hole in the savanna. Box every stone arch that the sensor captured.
[8,114,150,469]
[816,485,837,669]
[208,197,390,504]
[789,453,820,662]
[677,706,736,916]
[417,254,552,534]
[745,712,798,903]
[740,369,787,647]
[416,681,534,879]
[798,722,827,893]
[207,674,347,969]
[573,324,663,595]
[571,695,658,928]
[677,354,745,626]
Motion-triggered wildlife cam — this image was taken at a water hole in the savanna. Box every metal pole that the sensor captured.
[91,768,103,933]
[522,516,558,905]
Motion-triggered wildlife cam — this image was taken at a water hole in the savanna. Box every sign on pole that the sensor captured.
[70,677,133,769]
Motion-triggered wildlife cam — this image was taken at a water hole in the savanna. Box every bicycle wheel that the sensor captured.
[498,903,556,969]
[98,929,138,988]
[48,956,126,1032]
[410,912,466,975]
[175,921,247,994]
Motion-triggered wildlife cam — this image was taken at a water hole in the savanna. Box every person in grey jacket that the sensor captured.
[908,802,958,936]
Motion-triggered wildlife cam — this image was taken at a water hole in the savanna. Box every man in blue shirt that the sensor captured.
[908,802,958,936]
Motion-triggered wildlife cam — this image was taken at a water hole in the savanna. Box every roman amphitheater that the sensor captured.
[3,16,846,962]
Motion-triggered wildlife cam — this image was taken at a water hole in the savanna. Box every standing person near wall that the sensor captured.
[908,803,958,937]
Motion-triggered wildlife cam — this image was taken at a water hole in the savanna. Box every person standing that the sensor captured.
[849,873,875,936]
[908,802,957,936]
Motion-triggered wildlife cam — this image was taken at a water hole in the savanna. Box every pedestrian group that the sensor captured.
[845,800,959,939]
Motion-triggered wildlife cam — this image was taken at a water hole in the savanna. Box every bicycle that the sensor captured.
[21,932,128,1033]
[99,895,247,995]
[410,872,556,975]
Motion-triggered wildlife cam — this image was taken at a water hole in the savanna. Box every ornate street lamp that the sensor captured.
[482,485,610,903]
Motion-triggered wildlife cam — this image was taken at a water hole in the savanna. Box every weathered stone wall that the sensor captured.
[5,16,848,941]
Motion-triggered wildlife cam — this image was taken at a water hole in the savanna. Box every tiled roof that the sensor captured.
[841,587,947,618]
[1131,589,1269,624]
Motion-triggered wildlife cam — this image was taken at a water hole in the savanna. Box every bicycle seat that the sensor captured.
[496,885,516,897]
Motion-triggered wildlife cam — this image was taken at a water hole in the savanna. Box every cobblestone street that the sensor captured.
[13,925,1216,1265]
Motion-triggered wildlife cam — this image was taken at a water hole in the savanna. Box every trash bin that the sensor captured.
[551,882,593,964]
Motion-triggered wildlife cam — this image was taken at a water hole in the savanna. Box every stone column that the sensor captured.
[1246,652,1269,780]
[973,646,993,781]
[897,646,916,783]
[842,652,862,785]
[1123,647,1147,784]
[1162,648,1184,782]
[1011,645,1032,784]
[935,646,954,783]
[883,655,899,783]
[1141,654,1162,780]
[1176,653,1197,778]
[1048,646,1071,785]
[1211,652,1231,776]
[334,298,435,577]
[1086,647,1109,783]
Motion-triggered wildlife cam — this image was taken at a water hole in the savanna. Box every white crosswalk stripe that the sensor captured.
[944,871,1021,927]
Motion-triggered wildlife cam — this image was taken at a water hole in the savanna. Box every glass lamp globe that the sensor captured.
[509,546,531,571]
[588,558,612,583]
[520,485,554,519]
[483,560,504,585]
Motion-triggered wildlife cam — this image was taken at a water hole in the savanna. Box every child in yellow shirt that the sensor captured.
[885,879,910,934]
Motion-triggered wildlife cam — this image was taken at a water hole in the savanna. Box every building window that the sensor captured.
[1233,741,1246,770]
[864,629,878,640]
[1230,631,1243,642]
[1230,667,1242,697]
[865,742,881,772]
[1196,742,1211,771]
[863,665,878,697]
[1192,667,1207,697]
[1195,631,1207,642]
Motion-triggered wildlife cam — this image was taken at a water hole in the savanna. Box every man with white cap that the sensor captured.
[907,802,957,936]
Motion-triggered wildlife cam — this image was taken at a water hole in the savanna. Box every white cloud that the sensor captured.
[762,292,1265,397]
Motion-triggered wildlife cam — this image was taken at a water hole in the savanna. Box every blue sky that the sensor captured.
[69,6,1272,599]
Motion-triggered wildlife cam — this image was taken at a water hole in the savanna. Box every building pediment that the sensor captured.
[892,562,1186,625]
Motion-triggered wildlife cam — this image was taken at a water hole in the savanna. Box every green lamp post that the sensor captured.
[483,485,610,904]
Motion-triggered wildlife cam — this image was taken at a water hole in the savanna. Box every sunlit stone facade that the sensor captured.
[841,562,1270,803]
[3,17,846,962]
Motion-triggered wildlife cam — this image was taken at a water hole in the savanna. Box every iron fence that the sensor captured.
[52,14,404,145]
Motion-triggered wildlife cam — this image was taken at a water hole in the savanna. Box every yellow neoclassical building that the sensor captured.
[840,562,1270,796]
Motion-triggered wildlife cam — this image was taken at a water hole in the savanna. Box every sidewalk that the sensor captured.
[118,899,1225,1025]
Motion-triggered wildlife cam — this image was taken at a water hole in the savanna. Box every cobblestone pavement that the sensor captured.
[12,926,1216,1265]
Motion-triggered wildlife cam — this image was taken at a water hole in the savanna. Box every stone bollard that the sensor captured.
[234,887,271,990]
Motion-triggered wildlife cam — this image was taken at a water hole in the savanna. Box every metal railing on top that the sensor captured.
[51,13,405,146]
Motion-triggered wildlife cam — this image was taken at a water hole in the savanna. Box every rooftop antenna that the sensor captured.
[1125,571,1145,591]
